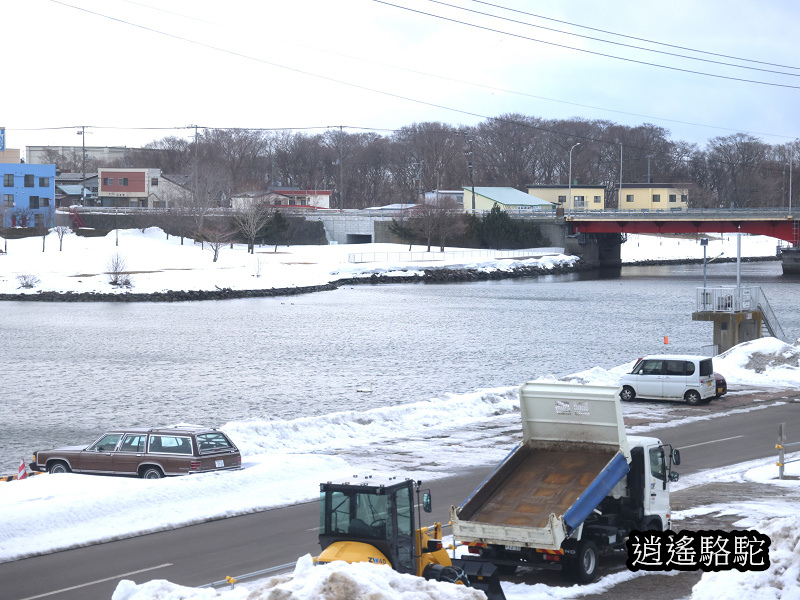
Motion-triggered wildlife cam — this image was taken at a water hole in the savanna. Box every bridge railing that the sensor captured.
[568,207,795,219]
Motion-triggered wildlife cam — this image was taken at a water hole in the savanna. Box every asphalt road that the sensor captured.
[2,393,798,600]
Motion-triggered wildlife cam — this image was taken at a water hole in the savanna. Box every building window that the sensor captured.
[681,194,687,203]
[573,195,585,207]
[41,197,50,207]
[29,196,40,209]
[652,194,661,202]
[3,193,13,207]
[39,177,50,187]
[118,178,129,186]
[593,195,601,203]
[151,178,159,187]
[558,195,567,204]
[103,177,113,186]
[669,194,677,202]
[25,174,35,187]
[3,174,13,187]
[626,194,634,202]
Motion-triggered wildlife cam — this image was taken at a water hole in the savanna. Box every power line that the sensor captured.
[373,0,800,89]
[68,0,798,141]
[427,0,800,77]
[465,0,800,71]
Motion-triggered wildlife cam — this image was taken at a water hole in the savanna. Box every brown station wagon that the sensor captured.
[31,426,241,479]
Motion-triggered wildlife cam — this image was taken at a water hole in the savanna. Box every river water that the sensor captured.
[2,261,798,475]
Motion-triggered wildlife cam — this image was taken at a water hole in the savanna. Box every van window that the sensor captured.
[665,360,685,376]
[639,360,663,375]
[699,359,713,377]
[685,361,695,375]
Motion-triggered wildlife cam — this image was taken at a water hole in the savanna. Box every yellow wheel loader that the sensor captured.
[315,476,505,600]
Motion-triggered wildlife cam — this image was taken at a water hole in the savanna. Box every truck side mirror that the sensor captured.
[670,471,680,482]
[672,449,681,466]
[422,491,432,513]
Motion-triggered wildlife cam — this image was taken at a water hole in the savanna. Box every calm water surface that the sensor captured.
[2,261,798,475]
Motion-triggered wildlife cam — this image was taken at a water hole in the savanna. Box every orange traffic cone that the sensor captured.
[18,458,27,480]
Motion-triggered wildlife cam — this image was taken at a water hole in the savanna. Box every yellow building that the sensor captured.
[526,185,606,211]
[618,183,690,211]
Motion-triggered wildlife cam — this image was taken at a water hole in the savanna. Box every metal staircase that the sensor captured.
[757,292,788,342]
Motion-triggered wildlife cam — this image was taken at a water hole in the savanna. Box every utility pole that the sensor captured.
[338,126,344,209]
[464,133,475,211]
[77,126,86,205]
[619,144,623,207]
[415,160,424,204]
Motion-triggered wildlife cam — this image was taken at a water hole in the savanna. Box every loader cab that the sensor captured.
[318,477,418,574]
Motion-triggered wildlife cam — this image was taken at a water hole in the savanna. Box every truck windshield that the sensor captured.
[321,490,390,540]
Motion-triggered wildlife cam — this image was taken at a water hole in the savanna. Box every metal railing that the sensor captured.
[347,247,565,264]
[777,423,800,480]
[695,286,788,342]
[568,207,796,219]
[200,561,297,590]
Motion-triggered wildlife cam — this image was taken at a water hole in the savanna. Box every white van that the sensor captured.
[619,355,716,405]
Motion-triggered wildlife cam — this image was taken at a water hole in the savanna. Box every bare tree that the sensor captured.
[231,198,273,254]
[200,225,233,262]
[107,253,132,287]
[54,225,71,251]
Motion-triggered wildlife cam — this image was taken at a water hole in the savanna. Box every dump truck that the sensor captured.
[451,381,680,583]
[316,476,505,599]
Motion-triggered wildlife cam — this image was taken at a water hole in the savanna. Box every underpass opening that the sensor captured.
[346,234,372,244]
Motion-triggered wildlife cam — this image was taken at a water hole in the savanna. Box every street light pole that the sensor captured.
[568,142,581,216]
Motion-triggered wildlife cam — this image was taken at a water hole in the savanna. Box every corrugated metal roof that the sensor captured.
[56,184,84,195]
[466,187,555,207]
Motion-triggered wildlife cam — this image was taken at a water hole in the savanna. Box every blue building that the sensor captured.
[1,163,57,227]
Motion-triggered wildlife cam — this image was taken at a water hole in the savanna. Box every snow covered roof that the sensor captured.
[465,186,555,207]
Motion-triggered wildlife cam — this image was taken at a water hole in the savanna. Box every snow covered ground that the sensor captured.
[0,227,781,296]
[1,229,797,599]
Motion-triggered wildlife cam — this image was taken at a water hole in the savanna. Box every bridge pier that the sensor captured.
[691,310,762,354]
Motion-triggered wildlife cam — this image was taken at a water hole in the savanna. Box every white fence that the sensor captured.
[347,247,565,264]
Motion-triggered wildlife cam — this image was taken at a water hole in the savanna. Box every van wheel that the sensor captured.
[684,390,702,406]
[620,386,636,402]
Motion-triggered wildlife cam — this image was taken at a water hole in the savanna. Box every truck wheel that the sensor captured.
[684,390,702,406]
[48,461,71,474]
[620,386,636,402]
[569,540,598,584]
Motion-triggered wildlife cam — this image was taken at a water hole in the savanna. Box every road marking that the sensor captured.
[678,435,744,450]
[17,563,173,600]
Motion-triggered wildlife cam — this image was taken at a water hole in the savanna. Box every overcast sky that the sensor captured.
[5,0,800,158]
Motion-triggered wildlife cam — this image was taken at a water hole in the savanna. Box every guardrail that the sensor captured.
[777,423,800,480]
[567,207,795,219]
[200,561,297,590]
[347,247,565,264]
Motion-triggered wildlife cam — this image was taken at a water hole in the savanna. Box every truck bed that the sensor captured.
[460,443,617,529]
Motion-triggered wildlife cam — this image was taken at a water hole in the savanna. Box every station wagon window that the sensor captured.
[119,434,146,452]
[89,433,123,452]
[149,435,192,454]
[649,447,666,482]
[196,432,232,451]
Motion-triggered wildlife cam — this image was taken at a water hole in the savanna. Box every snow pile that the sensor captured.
[715,338,800,387]
[112,555,485,600]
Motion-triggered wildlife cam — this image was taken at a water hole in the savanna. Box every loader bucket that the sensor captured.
[451,558,506,600]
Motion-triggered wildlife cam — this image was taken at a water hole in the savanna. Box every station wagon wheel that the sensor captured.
[141,466,164,479]
[48,461,71,474]
[619,386,636,402]
[684,390,702,406]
